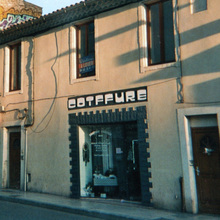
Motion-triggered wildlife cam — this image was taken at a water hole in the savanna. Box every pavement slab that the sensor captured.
[0,190,219,220]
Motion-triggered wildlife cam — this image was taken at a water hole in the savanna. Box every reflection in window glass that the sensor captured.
[77,21,95,78]
[80,123,141,201]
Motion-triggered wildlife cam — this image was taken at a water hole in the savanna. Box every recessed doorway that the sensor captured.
[191,127,220,214]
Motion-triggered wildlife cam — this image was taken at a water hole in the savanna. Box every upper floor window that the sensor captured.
[76,21,95,78]
[146,0,175,66]
[191,0,207,14]
[9,43,21,91]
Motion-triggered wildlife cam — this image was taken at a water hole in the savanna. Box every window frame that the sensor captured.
[9,42,21,92]
[146,0,175,66]
[138,0,180,72]
[70,18,98,84]
[4,41,23,95]
[76,21,95,79]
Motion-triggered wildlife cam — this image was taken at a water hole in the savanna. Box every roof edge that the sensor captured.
[0,0,141,45]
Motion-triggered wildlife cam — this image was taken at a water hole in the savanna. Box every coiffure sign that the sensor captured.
[68,87,147,110]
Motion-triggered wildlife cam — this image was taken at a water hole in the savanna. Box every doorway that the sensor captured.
[191,127,220,213]
[9,132,21,189]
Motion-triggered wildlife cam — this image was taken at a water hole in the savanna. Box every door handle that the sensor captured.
[196,166,200,176]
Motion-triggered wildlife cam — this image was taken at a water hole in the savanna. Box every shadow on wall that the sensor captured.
[188,77,220,104]
[44,5,220,104]
[26,39,34,126]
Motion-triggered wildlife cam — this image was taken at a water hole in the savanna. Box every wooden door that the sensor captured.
[191,127,220,213]
[9,132,21,189]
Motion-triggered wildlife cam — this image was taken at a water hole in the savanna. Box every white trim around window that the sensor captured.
[4,42,24,96]
[138,0,180,73]
[69,18,99,84]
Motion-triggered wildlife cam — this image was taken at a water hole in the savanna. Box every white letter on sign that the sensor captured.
[86,96,94,106]
[126,91,135,102]
[77,97,85,108]
[105,94,113,104]
[115,92,124,103]
[95,95,104,105]
[137,89,147,101]
[68,99,76,109]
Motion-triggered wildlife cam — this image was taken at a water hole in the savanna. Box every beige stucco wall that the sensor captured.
[148,80,182,210]
[178,0,220,105]
[0,0,219,212]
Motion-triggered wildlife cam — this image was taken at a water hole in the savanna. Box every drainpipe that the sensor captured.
[25,37,35,128]
[24,127,28,191]
[174,0,184,103]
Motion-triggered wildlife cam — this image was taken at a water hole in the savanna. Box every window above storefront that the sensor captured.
[76,21,95,79]
[191,0,207,14]
[138,0,180,72]
[146,0,175,65]
[69,19,98,84]
[9,43,21,92]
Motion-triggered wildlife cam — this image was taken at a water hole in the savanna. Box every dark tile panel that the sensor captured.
[68,106,152,204]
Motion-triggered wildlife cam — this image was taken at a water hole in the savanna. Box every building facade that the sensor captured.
[0,0,219,215]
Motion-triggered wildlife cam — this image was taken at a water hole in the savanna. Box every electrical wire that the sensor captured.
[30,32,58,134]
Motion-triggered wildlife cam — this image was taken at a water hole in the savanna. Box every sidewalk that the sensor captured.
[0,189,219,220]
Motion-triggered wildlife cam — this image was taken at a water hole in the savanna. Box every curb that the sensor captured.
[0,195,139,220]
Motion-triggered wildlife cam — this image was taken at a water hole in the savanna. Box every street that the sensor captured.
[0,201,101,220]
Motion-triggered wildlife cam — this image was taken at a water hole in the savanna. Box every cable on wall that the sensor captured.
[30,32,59,134]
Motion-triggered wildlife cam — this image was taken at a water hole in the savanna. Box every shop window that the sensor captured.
[191,0,207,14]
[79,123,141,201]
[9,43,21,91]
[76,21,95,78]
[146,0,175,65]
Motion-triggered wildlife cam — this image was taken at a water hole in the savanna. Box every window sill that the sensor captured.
[140,61,180,73]
[71,75,98,84]
[4,90,23,96]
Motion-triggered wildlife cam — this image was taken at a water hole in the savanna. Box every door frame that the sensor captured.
[177,106,220,214]
[0,121,27,191]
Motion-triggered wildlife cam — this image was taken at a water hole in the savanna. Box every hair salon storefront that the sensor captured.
[68,86,152,204]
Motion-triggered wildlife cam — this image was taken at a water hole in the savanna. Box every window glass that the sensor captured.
[150,4,161,64]
[80,123,141,201]
[77,22,95,78]
[192,0,207,13]
[10,43,21,91]
[163,0,175,63]
[79,25,86,58]
[147,0,175,65]
[88,23,95,55]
